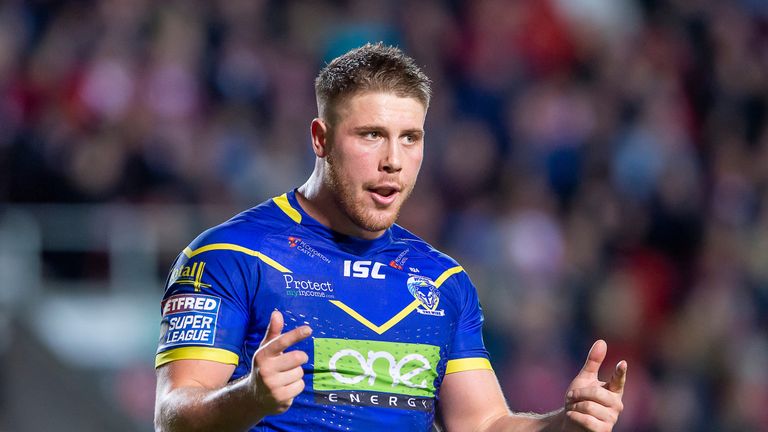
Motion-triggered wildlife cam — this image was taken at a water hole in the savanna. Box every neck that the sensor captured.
[296,167,386,241]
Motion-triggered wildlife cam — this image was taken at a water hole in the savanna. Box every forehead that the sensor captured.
[334,91,427,128]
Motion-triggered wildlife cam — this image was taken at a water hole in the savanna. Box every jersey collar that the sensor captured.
[278,189,394,255]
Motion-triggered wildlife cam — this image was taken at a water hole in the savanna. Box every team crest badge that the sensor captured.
[407,275,445,316]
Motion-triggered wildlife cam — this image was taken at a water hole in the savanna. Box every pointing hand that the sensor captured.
[249,310,312,416]
[561,340,627,431]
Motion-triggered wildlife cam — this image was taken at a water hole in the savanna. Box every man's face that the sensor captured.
[323,91,426,235]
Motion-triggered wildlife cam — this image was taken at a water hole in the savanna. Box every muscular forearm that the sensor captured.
[482,408,565,432]
[155,376,267,432]
[155,316,311,432]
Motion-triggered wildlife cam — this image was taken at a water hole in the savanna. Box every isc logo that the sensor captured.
[343,260,386,279]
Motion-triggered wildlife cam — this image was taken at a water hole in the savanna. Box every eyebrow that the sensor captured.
[400,128,424,137]
[351,126,424,136]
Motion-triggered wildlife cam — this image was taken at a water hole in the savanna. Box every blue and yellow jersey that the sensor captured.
[156,190,491,431]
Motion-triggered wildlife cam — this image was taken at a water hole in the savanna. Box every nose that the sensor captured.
[380,141,402,173]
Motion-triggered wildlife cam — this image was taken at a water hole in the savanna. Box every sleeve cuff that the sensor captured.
[445,357,492,374]
[155,346,240,368]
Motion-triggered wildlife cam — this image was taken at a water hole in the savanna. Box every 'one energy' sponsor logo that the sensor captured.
[158,294,221,348]
[313,338,440,411]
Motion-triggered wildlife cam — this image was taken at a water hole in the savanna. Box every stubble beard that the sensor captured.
[325,152,413,234]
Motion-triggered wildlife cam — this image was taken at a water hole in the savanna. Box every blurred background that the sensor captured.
[1,0,767,430]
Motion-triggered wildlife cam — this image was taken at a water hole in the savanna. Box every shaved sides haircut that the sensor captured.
[314,43,432,124]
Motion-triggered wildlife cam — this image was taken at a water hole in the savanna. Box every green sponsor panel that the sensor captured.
[313,338,440,397]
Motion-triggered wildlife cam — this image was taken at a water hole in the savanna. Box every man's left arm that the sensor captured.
[438,340,627,432]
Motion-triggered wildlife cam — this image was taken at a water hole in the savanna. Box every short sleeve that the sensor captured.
[155,245,256,368]
[445,271,492,374]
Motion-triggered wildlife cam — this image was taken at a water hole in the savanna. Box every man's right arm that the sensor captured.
[154,311,312,432]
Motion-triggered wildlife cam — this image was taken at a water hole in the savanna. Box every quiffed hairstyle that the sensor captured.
[314,43,432,123]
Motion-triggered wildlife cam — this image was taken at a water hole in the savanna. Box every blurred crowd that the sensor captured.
[2,0,768,430]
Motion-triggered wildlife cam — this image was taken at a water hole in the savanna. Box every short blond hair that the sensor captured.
[314,43,432,124]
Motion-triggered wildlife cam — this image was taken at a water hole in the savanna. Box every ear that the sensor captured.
[311,118,330,158]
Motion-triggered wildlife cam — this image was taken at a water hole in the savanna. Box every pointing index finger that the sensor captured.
[607,360,628,394]
[262,325,313,355]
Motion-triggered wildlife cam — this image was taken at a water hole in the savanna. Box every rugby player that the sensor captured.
[154,43,627,431]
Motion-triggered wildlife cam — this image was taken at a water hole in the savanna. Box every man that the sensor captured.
[154,43,627,431]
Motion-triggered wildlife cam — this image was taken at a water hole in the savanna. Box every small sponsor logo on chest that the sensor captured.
[282,274,335,299]
[288,236,331,263]
[343,260,386,279]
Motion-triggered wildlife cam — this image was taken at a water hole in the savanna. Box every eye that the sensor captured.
[403,134,421,145]
[362,131,380,140]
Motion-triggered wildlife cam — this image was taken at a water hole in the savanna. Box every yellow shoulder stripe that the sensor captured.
[329,265,464,335]
[434,265,464,287]
[155,347,239,368]
[273,193,302,223]
[183,243,291,273]
[445,358,492,374]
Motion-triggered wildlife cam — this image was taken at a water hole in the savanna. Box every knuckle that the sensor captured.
[273,388,289,402]
[584,401,595,413]
[573,388,587,400]
[295,379,306,394]
[275,400,291,413]
[258,363,272,377]
[284,380,304,398]
[610,412,619,425]
[574,401,589,413]
[586,417,601,431]
[282,389,293,401]
[291,350,309,363]
[261,375,275,389]
[254,352,272,367]
[286,350,301,363]
[293,368,306,381]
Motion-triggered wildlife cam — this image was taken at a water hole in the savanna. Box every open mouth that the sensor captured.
[372,186,397,197]
[368,185,401,205]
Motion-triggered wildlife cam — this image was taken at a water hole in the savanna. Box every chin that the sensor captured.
[359,213,398,232]
[354,207,400,233]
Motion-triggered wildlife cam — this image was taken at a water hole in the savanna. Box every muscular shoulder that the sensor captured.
[186,196,296,253]
[390,224,462,270]
[389,224,470,291]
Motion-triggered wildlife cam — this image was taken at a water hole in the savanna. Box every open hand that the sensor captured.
[562,340,627,431]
